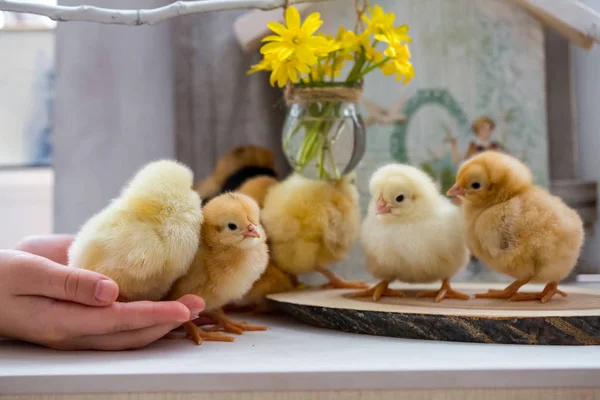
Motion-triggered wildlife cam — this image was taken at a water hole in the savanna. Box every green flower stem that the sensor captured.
[359,57,390,77]
[346,48,367,83]
[293,101,340,178]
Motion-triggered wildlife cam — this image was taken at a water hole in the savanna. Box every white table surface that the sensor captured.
[1,314,600,395]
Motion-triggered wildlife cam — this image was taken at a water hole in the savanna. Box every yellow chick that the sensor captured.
[68,160,202,302]
[261,173,367,289]
[352,164,470,302]
[168,193,269,344]
[448,151,585,303]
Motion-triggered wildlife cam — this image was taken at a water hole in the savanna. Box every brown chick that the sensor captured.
[261,173,367,289]
[448,151,584,303]
[167,193,269,344]
[224,175,298,313]
[194,145,277,200]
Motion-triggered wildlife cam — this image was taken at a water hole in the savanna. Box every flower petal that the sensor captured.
[301,12,323,36]
[287,63,299,83]
[267,22,287,36]
[285,7,301,30]
[262,35,283,43]
[260,42,284,54]
[277,64,288,87]
[296,45,317,65]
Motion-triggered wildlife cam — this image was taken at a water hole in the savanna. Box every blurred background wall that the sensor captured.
[53,0,175,233]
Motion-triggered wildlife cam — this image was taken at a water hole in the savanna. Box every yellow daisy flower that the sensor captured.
[270,57,312,88]
[261,7,324,64]
[362,5,395,35]
[381,42,414,83]
[340,30,369,53]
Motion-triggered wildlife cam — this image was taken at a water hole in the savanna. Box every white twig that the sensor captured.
[0,0,330,26]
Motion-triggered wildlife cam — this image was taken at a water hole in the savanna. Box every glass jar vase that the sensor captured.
[282,84,366,180]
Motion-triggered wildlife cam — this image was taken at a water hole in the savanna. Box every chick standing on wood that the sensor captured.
[260,173,367,289]
[352,164,469,302]
[226,176,298,313]
[68,160,203,302]
[448,151,584,303]
[167,193,269,344]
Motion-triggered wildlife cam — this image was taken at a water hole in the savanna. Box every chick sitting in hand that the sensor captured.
[68,160,203,302]
[352,164,470,302]
[261,173,367,289]
[448,151,584,303]
[167,193,269,344]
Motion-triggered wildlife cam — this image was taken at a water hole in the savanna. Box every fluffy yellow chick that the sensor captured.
[261,173,366,289]
[223,175,298,313]
[167,193,269,344]
[448,151,585,303]
[68,160,202,302]
[352,164,469,302]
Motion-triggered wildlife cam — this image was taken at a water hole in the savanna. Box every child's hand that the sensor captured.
[0,236,204,350]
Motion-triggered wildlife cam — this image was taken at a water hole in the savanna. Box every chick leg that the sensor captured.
[475,279,530,299]
[348,280,404,302]
[416,278,470,303]
[318,267,369,289]
[206,309,268,335]
[183,322,235,345]
[508,281,567,303]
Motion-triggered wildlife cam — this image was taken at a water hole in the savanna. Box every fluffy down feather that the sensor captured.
[68,160,202,302]
[260,173,366,289]
[355,164,469,302]
[449,151,585,302]
[167,192,269,343]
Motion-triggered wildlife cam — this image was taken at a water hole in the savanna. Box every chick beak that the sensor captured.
[376,195,392,215]
[243,224,260,239]
[447,183,466,197]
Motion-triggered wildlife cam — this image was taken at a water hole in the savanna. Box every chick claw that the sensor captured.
[208,312,268,335]
[318,267,368,289]
[416,279,470,303]
[475,279,530,300]
[509,282,567,303]
[349,280,404,302]
[184,322,235,345]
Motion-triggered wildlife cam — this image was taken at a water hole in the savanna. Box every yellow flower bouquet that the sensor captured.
[249,5,414,180]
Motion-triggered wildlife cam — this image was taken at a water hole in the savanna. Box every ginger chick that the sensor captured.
[168,193,269,344]
[226,176,298,313]
[68,160,203,302]
[261,173,367,289]
[448,151,584,303]
[352,164,469,302]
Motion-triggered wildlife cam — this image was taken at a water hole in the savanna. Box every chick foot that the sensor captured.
[475,279,530,300]
[318,267,368,289]
[349,280,404,302]
[183,322,235,345]
[417,278,470,303]
[207,311,268,335]
[509,282,567,303]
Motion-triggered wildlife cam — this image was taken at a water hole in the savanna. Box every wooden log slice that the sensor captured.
[267,283,600,346]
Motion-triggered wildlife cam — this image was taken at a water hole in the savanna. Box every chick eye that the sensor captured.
[471,182,481,190]
[395,194,405,203]
[227,223,238,231]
